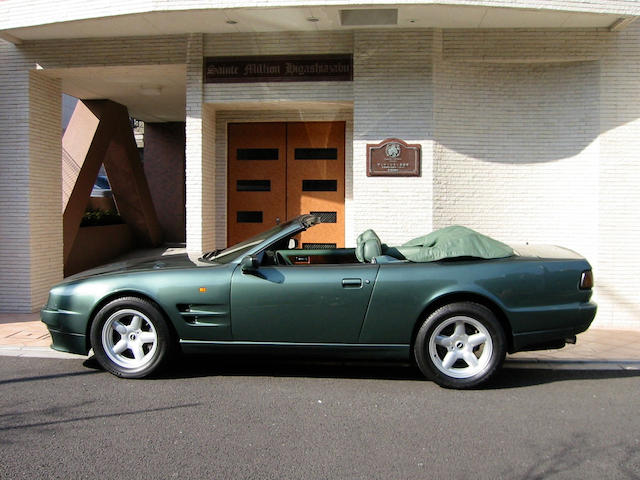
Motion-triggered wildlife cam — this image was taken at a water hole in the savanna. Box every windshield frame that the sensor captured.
[200,215,317,264]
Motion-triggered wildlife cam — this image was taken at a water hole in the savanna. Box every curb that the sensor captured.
[0,346,87,360]
[1,345,639,371]
[504,358,640,371]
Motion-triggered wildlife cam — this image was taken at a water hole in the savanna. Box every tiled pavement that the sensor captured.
[507,327,640,370]
[0,313,81,359]
[0,313,48,346]
[1,311,639,368]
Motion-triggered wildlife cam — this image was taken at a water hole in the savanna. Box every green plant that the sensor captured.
[81,208,124,227]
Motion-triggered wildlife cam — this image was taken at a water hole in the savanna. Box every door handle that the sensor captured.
[342,278,362,288]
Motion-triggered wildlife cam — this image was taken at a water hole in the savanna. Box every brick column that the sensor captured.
[0,66,62,312]
[28,72,63,310]
[185,33,215,253]
[0,43,31,311]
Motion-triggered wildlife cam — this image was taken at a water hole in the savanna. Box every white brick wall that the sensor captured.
[19,35,187,68]
[185,33,210,254]
[596,25,640,329]
[433,60,600,260]
[0,44,62,312]
[28,71,62,311]
[0,42,32,312]
[352,30,434,245]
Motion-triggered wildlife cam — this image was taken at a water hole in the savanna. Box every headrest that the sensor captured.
[356,229,382,263]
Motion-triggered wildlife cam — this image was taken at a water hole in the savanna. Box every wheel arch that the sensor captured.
[410,292,514,357]
[84,290,178,352]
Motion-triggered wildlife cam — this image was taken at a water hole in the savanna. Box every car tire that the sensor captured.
[414,302,506,389]
[90,296,173,378]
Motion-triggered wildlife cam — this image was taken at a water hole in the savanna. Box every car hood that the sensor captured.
[64,253,216,282]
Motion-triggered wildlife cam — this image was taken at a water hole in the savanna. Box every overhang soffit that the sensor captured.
[1,1,639,35]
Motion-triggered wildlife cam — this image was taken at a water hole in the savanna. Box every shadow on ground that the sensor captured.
[82,354,640,389]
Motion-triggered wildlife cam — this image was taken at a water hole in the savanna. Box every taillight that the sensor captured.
[579,270,594,290]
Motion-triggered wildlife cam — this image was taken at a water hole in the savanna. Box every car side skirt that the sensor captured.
[179,340,411,361]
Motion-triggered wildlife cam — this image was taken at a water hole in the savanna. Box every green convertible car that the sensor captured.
[42,214,596,389]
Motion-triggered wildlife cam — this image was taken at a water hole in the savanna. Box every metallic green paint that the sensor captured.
[41,215,596,361]
[231,263,379,342]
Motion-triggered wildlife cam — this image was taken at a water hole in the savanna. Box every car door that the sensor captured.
[230,263,379,343]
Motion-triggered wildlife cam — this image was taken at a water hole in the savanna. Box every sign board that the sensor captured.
[204,54,352,83]
[366,138,421,177]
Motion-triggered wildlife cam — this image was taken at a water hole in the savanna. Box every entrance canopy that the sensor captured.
[1,1,638,43]
[41,65,186,122]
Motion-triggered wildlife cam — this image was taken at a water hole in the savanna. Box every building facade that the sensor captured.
[1,1,639,329]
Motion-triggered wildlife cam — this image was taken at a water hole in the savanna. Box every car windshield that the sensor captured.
[200,218,302,264]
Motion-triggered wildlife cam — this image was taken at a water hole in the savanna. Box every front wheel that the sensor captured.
[414,302,506,389]
[90,297,173,378]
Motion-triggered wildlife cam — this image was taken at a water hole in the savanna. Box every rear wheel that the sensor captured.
[90,297,173,378]
[414,302,505,389]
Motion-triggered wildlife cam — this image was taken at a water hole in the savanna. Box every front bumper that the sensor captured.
[47,328,87,354]
[41,307,89,355]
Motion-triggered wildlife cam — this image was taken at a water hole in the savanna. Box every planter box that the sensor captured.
[65,224,134,276]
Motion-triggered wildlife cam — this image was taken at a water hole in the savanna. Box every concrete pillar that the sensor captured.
[28,72,63,311]
[0,71,64,312]
[185,33,215,253]
[0,44,31,311]
[1,44,62,312]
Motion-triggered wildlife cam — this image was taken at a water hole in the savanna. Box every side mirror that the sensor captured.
[240,255,260,274]
[288,238,298,249]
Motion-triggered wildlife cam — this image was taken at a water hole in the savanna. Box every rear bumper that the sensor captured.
[511,301,596,352]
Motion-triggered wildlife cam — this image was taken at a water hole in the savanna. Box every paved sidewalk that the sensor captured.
[506,328,640,370]
[0,313,49,347]
[1,311,639,368]
[0,313,85,359]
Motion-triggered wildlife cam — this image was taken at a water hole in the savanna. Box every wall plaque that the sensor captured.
[204,54,352,83]
[367,138,421,177]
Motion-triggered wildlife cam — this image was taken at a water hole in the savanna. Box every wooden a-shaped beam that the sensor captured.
[62,100,162,264]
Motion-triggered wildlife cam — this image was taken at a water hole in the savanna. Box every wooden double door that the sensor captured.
[228,121,345,248]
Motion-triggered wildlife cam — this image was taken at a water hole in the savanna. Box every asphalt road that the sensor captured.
[1,355,639,479]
